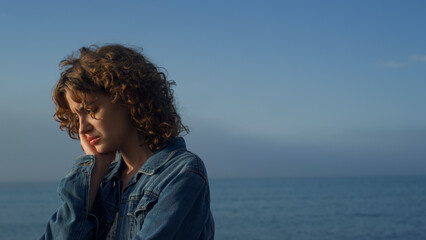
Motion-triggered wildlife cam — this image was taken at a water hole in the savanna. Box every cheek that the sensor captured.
[99,106,132,139]
[116,109,133,130]
[110,114,133,137]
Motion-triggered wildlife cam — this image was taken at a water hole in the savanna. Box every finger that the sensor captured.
[80,134,98,155]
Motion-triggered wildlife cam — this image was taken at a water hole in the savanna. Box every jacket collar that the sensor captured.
[103,137,186,182]
[103,152,124,182]
[139,137,186,175]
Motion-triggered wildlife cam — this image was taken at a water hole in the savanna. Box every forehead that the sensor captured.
[65,91,101,110]
[65,90,92,102]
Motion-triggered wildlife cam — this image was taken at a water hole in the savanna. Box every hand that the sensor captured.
[80,134,116,211]
[80,135,116,165]
[80,134,98,155]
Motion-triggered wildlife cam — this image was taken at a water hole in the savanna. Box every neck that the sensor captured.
[119,131,153,175]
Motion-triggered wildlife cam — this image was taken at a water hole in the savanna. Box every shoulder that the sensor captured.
[166,150,209,183]
[133,149,210,199]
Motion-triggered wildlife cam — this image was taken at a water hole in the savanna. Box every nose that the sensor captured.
[78,115,93,134]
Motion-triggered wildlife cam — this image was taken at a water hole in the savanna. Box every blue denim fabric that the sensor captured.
[41,137,215,240]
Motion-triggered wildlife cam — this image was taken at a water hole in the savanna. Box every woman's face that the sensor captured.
[65,91,135,154]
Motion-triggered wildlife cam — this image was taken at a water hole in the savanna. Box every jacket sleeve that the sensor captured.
[134,170,214,240]
[40,155,100,240]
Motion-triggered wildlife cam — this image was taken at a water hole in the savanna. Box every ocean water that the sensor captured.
[0,176,425,239]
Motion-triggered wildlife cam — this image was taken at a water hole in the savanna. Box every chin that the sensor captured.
[95,145,117,154]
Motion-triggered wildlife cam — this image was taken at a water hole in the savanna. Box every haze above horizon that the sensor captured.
[0,0,425,181]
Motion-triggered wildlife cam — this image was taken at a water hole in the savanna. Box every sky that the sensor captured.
[0,0,425,181]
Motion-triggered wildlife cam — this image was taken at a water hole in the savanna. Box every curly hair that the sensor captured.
[53,44,188,152]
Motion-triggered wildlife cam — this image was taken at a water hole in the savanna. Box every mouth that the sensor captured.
[86,136,100,145]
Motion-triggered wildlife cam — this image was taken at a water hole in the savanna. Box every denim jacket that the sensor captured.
[41,137,215,240]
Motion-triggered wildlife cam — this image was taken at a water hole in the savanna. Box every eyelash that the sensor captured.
[86,108,97,115]
[73,108,98,120]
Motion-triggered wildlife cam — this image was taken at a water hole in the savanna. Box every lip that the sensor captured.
[86,135,100,145]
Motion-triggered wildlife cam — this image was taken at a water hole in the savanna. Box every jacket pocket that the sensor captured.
[127,191,158,236]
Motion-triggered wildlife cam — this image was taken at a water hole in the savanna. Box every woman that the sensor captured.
[41,45,215,239]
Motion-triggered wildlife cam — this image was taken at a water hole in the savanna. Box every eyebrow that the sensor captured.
[75,106,85,113]
[71,101,97,114]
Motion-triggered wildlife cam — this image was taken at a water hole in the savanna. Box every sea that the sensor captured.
[0,176,425,240]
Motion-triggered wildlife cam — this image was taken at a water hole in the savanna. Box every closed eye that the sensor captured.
[86,107,99,119]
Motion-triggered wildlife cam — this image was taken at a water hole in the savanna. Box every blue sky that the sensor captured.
[0,0,425,181]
